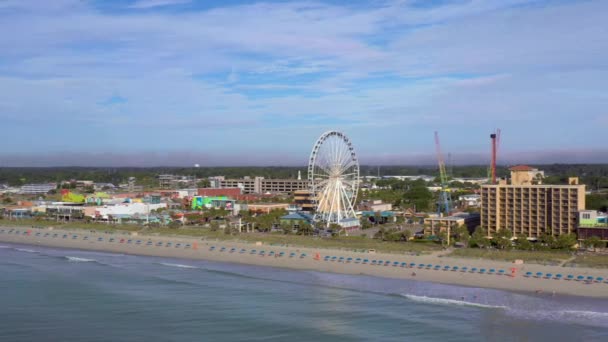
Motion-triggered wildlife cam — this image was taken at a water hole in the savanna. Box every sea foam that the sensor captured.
[159,262,199,269]
[65,256,96,263]
[15,248,38,253]
[402,294,506,310]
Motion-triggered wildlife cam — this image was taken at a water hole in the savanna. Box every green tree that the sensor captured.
[209,221,220,232]
[280,222,293,234]
[516,234,534,251]
[493,229,513,250]
[297,222,313,236]
[197,179,211,188]
[469,226,487,248]
[360,217,372,229]
[539,233,557,250]
[585,236,604,251]
[555,233,577,250]
[454,225,470,244]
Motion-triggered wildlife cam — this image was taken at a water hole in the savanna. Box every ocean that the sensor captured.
[1,243,608,342]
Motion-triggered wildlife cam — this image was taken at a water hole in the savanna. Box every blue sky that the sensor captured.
[0,0,607,166]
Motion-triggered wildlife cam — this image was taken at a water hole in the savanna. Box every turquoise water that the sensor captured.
[1,243,608,341]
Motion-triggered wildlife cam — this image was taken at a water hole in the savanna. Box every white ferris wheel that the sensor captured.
[308,131,360,228]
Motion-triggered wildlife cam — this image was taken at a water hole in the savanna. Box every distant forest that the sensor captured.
[1,164,608,190]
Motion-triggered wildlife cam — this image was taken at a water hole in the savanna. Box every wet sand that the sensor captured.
[1,226,607,298]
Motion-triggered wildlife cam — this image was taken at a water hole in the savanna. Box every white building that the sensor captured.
[90,203,167,220]
[19,183,57,194]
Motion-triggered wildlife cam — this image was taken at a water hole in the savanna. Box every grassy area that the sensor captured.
[1,219,440,255]
[0,218,141,232]
[448,248,572,266]
[566,255,608,269]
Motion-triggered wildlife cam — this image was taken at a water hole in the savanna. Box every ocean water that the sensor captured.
[1,243,608,342]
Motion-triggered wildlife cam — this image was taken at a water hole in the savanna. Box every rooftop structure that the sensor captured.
[509,165,545,186]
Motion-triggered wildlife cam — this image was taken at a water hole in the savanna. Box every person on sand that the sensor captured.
[411,272,416,277]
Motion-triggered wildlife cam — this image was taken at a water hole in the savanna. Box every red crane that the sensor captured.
[490,129,501,184]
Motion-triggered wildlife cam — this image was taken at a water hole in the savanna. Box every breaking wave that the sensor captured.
[15,248,38,253]
[65,256,96,263]
[402,294,507,310]
[159,263,199,269]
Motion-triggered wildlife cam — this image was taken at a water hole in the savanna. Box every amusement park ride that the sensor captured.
[308,131,360,229]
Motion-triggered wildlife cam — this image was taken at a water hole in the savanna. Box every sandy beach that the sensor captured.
[1,225,607,298]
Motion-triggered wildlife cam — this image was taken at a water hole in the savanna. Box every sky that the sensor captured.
[0,0,607,166]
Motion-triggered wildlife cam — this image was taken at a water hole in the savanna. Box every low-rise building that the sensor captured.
[359,200,392,212]
[577,210,608,241]
[424,212,481,236]
[19,183,57,195]
[247,203,289,214]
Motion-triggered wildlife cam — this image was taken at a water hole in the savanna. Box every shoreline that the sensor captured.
[2,226,607,298]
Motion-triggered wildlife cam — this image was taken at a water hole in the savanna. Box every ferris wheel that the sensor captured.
[308,131,360,228]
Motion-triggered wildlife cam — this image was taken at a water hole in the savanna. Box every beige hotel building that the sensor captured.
[480,166,585,238]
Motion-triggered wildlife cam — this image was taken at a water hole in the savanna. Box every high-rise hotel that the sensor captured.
[480,166,585,238]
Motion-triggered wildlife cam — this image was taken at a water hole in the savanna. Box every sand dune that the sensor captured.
[1,226,607,298]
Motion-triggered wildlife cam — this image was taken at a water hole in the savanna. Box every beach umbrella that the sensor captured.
[489,269,495,274]
[384,261,391,265]
[555,274,562,279]
[400,262,407,267]
[525,271,532,277]
[545,273,553,279]
[498,269,505,275]
[535,272,543,278]
[332,256,337,261]
[452,266,459,271]
[461,267,468,272]
[347,257,353,262]
[426,264,432,269]
[300,253,307,258]
[259,250,265,255]
[363,259,369,264]
[444,266,450,271]
[587,276,594,282]
[418,263,425,268]
[567,274,574,280]
[595,277,604,283]
[577,275,584,281]
[410,263,416,268]
[434,265,441,270]
[393,261,399,266]
[356,258,362,263]
[289,252,296,257]
[480,268,486,273]
[371,260,377,264]
[378,260,384,265]
[471,267,478,273]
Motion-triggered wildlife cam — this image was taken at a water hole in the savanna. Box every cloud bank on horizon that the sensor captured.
[0,0,606,166]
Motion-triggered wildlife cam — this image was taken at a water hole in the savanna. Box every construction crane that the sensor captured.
[488,129,502,184]
[434,131,451,216]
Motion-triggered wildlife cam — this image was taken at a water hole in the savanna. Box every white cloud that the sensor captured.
[0,0,606,164]
[129,0,191,9]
